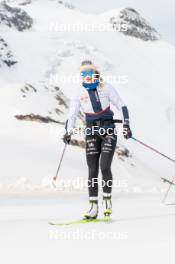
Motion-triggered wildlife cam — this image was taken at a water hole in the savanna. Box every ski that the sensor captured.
[48,217,111,226]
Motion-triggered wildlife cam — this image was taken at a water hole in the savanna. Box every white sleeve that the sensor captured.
[66,95,81,134]
[107,83,129,124]
[107,83,125,111]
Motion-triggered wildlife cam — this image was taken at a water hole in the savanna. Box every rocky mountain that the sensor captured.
[4,0,32,5]
[0,36,17,66]
[0,1,33,67]
[0,1,33,30]
[17,82,70,123]
[3,0,75,9]
[110,8,160,41]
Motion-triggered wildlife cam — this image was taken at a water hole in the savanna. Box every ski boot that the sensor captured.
[103,193,112,220]
[83,200,98,220]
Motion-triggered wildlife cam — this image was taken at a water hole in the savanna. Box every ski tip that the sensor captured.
[48,222,66,226]
[48,217,113,227]
[48,221,55,226]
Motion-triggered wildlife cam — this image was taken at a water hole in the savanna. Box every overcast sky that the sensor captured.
[70,0,175,45]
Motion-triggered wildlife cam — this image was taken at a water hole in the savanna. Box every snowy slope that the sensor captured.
[0,35,16,66]
[0,1,33,30]
[0,0,175,193]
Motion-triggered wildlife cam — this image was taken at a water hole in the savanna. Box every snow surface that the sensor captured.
[0,1,175,263]
[1,193,175,264]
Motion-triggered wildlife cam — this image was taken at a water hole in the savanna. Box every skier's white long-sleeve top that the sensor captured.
[67,82,129,133]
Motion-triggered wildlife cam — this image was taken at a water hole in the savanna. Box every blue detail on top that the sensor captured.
[82,80,99,91]
[122,106,129,124]
[85,107,114,122]
[83,83,115,129]
[87,89,102,113]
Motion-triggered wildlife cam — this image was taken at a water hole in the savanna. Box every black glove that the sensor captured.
[63,132,71,144]
[123,124,132,139]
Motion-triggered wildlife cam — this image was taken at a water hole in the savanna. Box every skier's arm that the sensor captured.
[108,83,130,124]
[66,95,81,134]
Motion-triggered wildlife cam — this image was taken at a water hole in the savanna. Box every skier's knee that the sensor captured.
[100,163,110,176]
[89,164,98,173]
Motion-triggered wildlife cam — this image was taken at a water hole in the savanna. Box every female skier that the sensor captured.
[63,60,132,219]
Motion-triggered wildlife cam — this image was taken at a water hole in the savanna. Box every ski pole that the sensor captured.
[162,175,175,203]
[161,177,175,186]
[132,137,175,202]
[52,143,67,187]
[131,137,175,164]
